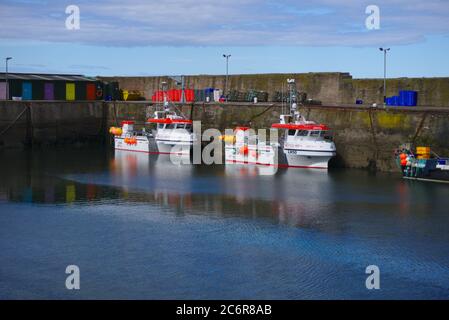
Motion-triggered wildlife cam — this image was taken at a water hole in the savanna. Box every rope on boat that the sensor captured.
[431,150,441,159]
[411,112,428,145]
[173,104,189,120]
[0,104,29,137]
[246,104,275,125]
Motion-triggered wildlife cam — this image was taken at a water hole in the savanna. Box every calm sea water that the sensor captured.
[1,146,449,299]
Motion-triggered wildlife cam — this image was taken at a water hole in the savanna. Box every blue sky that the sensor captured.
[1,0,449,78]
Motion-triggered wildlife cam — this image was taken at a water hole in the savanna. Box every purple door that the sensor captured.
[0,82,6,100]
[44,83,54,100]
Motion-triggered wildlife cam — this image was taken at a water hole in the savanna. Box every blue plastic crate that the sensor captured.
[391,96,400,106]
[399,90,418,106]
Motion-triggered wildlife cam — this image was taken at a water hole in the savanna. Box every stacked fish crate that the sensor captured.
[386,90,418,107]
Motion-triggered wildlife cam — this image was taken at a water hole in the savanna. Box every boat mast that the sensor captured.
[161,79,188,119]
[287,78,299,121]
[161,81,169,111]
[287,79,296,115]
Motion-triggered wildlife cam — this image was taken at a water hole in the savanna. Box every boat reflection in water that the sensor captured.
[111,150,193,189]
[0,147,433,231]
[2,146,449,299]
[109,151,339,229]
[223,163,335,228]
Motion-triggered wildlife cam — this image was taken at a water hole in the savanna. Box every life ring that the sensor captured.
[239,145,249,155]
[96,88,103,98]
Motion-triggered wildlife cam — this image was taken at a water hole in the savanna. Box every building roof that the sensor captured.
[0,72,96,82]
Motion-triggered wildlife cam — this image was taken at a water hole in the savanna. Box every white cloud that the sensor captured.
[0,0,448,47]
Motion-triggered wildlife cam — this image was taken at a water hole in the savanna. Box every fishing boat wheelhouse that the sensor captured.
[111,121,156,153]
[146,110,196,156]
[271,118,336,169]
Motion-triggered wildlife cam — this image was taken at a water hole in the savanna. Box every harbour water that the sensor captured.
[1,146,449,299]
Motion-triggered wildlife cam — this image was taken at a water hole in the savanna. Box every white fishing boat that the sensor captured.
[111,88,196,156]
[224,79,336,169]
[146,109,196,156]
[223,126,280,167]
[111,121,157,153]
[271,112,336,169]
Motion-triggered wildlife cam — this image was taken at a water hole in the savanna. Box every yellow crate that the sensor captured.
[122,90,129,101]
[416,146,430,154]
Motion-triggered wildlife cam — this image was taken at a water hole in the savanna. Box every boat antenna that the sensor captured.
[161,81,169,111]
[162,78,189,119]
[287,78,297,116]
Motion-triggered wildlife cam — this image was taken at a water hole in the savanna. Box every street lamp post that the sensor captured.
[223,54,231,102]
[5,57,12,100]
[379,48,390,105]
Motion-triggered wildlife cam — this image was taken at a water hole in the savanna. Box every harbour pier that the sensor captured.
[1,99,449,172]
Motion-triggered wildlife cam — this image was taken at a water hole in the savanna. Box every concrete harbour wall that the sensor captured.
[1,100,449,172]
[107,101,449,172]
[0,101,105,148]
[100,73,449,107]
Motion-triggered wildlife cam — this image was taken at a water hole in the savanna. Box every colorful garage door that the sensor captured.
[22,82,32,100]
[0,82,6,100]
[86,83,96,100]
[66,83,75,100]
[44,83,55,100]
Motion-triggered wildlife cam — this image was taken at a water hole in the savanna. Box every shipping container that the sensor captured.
[22,82,32,100]
[66,83,75,100]
[0,82,6,100]
[86,83,96,100]
[44,83,55,100]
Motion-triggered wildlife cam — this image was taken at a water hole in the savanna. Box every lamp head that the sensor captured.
[6,57,12,61]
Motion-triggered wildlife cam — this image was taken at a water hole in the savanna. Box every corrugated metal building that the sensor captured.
[0,73,103,101]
